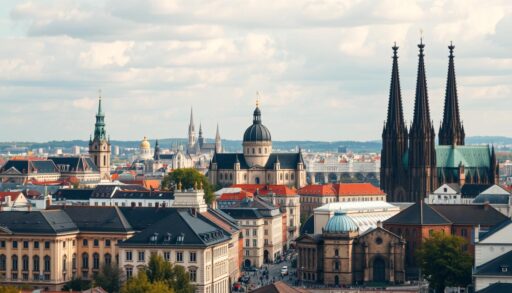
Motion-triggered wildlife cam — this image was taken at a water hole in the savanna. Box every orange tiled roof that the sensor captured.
[219,190,253,201]
[297,184,336,196]
[231,184,297,196]
[0,191,22,201]
[298,183,385,196]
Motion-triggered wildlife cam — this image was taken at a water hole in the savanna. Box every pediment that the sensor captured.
[2,167,22,175]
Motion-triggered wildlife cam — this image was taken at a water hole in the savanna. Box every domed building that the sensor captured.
[139,137,153,160]
[296,211,406,286]
[209,102,307,188]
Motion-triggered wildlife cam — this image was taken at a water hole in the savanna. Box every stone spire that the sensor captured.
[439,42,465,146]
[187,107,196,154]
[410,39,433,135]
[94,92,107,141]
[153,139,160,160]
[380,43,408,201]
[215,123,222,153]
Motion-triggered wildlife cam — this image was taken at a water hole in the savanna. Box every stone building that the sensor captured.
[296,212,405,286]
[209,102,306,189]
[187,108,222,155]
[88,95,111,181]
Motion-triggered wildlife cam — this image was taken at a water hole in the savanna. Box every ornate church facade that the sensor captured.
[187,108,222,155]
[208,102,307,189]
[380,41,499,202]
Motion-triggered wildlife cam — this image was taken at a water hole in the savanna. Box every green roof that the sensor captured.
[436,145,491,168]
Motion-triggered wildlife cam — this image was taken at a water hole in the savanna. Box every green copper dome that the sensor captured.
[324,211,358,233]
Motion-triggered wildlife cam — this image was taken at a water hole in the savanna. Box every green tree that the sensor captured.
[62,278,91,291]
[169,265,195,293]
[416,232,472,293]
[146,254,173,283]
[120,273,174,293]
[161,168,215,204]
[94,263,122,293]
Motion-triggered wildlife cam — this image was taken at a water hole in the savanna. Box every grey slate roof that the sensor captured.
[0,210,77,234]
[212,152,303,170]
[118,207,177,231]
[430,204,508,226]
[479,220,512,242]
[0,160,59,174]
[473,193,510,204]
[219,196,280,219]
[384,201,451,225]
[91,184,148,198]
[48,156,98,172]
[112,190,174,200]
[474,250,512,277]
[300,215,314,235]
[461,184,493,198]
[476,283,512,293]
[121,209,229,247]
[53,188,94,200]
[56,206,133,233]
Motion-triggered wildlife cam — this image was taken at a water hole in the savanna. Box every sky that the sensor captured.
[0,0,511,142]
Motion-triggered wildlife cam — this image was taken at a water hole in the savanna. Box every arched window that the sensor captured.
[229,173,232,181]
[63,255,67,271]
[82,253,89,269]
[93,253,100,270]
[291,174,294,180]
[33,255,40,272]
[265,148,267,154]
[44,256,51,272]
[285,173,289,180]
[219,173,223,180]
[0,255,6,271]
[11,255,18,270]
[334,249,339,257]
[72,254,76,270]
[280,174,283,180]
[258,148,262,154]
[105,254,112,265]
[252,148,255,154]
[334,261,340,271]
[22,255,29,271]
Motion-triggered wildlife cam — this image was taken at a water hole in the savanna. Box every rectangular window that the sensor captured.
[138,251,145,262]
[245,239,249,247]
[105,239,111,247]
[253,239,257,247]
[12,241,17,249]
[82,239,88,247]
[93,239,99,247]
[23,241,29,249]
[125,251,132,261]
[252,229,257,236]
[190,252,196,263]
[245,250,250,256]
[245,230,249,237]
[264,239,269,245]
[126,267,133,279]
[163,252,170,261]
[189,270,197,282]
[0,241,5,248]
[264,230,268,236]
[44,241,50,249]
[176,252,183,262]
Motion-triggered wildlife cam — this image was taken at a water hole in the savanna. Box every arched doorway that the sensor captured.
[334,275,339,286]
[244,259,251,268]
[255,177,260,184]
[264,250,269,263]
[373,257,386,282]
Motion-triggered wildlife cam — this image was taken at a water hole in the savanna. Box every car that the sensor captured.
[281,266,288,276]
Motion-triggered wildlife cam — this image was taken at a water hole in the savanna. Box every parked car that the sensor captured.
[281,266,288,276]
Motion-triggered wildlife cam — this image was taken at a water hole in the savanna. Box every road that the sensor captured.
[238,256,299,291]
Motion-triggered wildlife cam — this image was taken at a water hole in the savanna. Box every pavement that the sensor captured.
[236,254,299,291]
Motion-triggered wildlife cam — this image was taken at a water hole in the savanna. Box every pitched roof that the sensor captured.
[300,215,314,235]
[436,145,491,168]
[264,153,303,169]
[0,159,59,174]
[56,206,133,233]
[298,184,336,196]
[476,283,512,293]
[211,153,249,169]
[461,184,493,198]
[48,156,98,172]
[218,190,253,201]
[384,201,451,225]
[479,219,512,242]
[121,209,230,247]
[332,183,385,196]
[112,190,174,200]
[0,210,77,234]
[430,204,508,226]
[0,191,22,201]
[52,189,94,200]
[212,152,303,170]
[118,207,177,231]
[474,250,512,277]
[232,184,297,196]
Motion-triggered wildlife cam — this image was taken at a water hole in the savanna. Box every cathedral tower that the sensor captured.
[187,107,196,154]
[89,93,111,181]
[439,42,465,146]
[243,99,272,167]
[215,123,222,153]
[380,44,409,201]
[408,40,437,201]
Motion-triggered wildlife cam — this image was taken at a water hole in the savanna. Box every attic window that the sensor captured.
[443,188,447,192]
[501,265,509,273]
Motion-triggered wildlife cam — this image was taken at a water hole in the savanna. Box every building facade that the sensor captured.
[381,42,498,202]
[209,103,307,189]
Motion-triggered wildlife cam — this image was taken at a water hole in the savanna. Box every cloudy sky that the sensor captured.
[0,0,511,142]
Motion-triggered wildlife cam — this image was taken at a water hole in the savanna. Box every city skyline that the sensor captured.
[0,1,511,141]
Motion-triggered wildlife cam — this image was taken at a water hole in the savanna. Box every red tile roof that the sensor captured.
[298,183,385,196]
[218,190,254,201]
[231,184,297,196]
[0,191,22,201]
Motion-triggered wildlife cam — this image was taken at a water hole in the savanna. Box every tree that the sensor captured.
[94,263,122,293]
[169,265,195,293]
[0,286,19,293]
[146,253,173,283]
[161,168,215,204]
[120,273,174,293]
[416,232,472,292]
[62,278,91,291]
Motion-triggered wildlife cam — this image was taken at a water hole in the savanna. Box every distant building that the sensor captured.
[187,108,222,155]
[209,102,306,188]
[88,94,111,181]
[72,146,80,155]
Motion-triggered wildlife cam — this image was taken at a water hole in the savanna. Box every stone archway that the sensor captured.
[244,259,251,268]
[373,257,386,282]
[264,250,269,263]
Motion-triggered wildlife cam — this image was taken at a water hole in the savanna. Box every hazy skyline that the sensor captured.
[0,0,511,142]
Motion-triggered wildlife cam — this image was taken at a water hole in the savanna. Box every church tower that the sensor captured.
[408,40,437,201]
[380,44,409,202]
[187,107,196,154]
[243,99,272,167]
[439,42,465,146]
[89,93,111,181]
[215,123,222,153]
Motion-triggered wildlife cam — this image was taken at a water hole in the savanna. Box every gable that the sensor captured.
[432,183,459,195]
[481,185,510,195]
[479,221,512,244]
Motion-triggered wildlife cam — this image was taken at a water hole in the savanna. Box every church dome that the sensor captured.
[243,106,271,142]
[140,137,151,149]
[324,211,358,233]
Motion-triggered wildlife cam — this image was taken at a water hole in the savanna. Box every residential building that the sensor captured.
[0,191,30,211]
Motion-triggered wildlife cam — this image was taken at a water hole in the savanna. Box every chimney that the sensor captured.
[377,221,382,228]
[4,196,11,207]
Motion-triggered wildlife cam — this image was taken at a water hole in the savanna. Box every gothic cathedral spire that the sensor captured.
[439,42,465,146]
[89,92,111,181]
[381,43,408,201]
[188,107,196,154]
[408,39,437,201]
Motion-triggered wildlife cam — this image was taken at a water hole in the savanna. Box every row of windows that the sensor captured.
[125,251,196,263]
[81,239,112,247]
[0,254,50,272]
[246,147,268,155]
[93,201,168,208]
[300,196,384,203]
[0,240,51,250]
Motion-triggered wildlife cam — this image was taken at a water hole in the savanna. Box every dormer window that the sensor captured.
[501,265,508,273]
